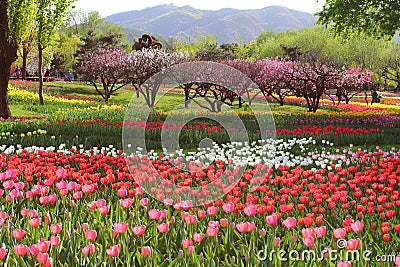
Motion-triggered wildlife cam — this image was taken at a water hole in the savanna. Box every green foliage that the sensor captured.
[316,0,400,38]
[35,0,75,49]
[6,0,36,44]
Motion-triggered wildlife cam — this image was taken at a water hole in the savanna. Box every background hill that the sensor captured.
[106,4,317,43]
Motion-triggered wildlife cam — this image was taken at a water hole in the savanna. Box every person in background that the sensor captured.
[371,88,380,104]
[44,69,50,82]
[15,67,21,79]
[67,71,73,82]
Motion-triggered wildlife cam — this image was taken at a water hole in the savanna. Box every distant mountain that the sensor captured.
[106,4,317,44]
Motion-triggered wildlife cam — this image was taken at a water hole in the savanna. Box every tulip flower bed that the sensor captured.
[0,138,399,266]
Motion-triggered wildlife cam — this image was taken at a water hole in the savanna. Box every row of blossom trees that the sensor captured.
[79,47,372,112]
[223,54,372,112]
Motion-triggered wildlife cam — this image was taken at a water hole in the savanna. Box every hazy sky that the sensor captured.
[74,0,325,17]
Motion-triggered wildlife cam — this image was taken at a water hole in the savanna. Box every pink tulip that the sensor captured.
[139,198,149,207]
[12,229,26,240]
[50,223,62,234]
[222,202,235,213]
[98,205,110,214]
[220,218,228,227]
[207,206,218,216]
[148,209,161,220]
[283,217,297,229]
[82,244,95,256]
[85,230,97,241]
[184,215,197,225]
[182,239,193,249]
[29,218,41,228]
[159,210,168,220]
[82,223,89,231]
[206,227,218,237]
[243,204,257,216]
[132,225,146,236]
[350,220,364,233]
[337,261,352,267]
[28,210,38,217]
[274,237,281,247]
[96,199,107,207]
[302,228,315,238]
[29,244,39,256]
[117,188,127,197]
[198,210,206,218]
[236,222,252,233]
[113,222,129,235]
[21,209,29,216]
[37,240,50,253]
[314,226,327,238]
[82,184,95,193]
[14,244,28,256]
[186,246,195,255]
[333,228,347,239]
[302,237,315,247]
[120,198,133,208]
[106,244,120,258]
[50,236,60,246]
[157,223,169,233]
[395,255,400,267]
[72,191,82,200]
[346,238,361,250]
[0,247,8,260]
[208,221,219,228]
[37,252,49,264]
[266,214,278,226]
[87,201,97,210]
[193,232,205,242]
[141,246,151,257]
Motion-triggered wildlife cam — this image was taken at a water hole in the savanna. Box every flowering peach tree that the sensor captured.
[78,47,131,103]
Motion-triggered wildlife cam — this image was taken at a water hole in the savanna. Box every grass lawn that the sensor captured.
[38,81,323,114]
[9,104,39,117]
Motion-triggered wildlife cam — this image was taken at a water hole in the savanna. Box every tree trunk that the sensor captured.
[38,44,44,105]
[0,0,16,119]
[22,46,28,80]
[0,69,12,119]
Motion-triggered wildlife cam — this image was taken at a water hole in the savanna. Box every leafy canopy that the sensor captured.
[316,0,400,38]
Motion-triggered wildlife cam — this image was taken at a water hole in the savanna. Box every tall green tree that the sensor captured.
[317,0,400,38]
[35,0,74,105]
[0,0,35,119]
